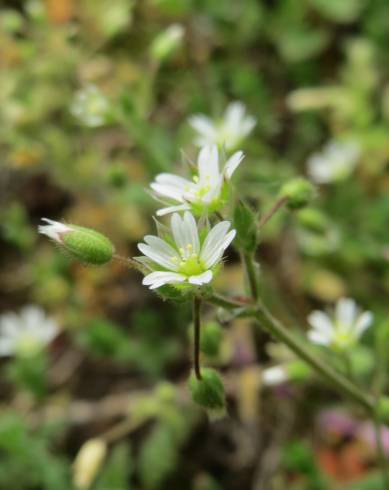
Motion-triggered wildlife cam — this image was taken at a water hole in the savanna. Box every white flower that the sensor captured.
[150,144,244,216]
[70,84,110,127]
[307,298,373,351]
[307,140,360,184]
[0,306,59,356]
[136,211,236,290]
[189,101,256,151]
[262,365,289,386]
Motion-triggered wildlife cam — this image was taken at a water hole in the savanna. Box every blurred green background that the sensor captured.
[1,0,389,488]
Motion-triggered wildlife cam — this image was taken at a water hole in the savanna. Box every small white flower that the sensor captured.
[0,306,59,356]
[307,297,373,351]
[307,140,360,184]
[189,101,256,151]
[262,365,289,386]
[136,211,236,290]
[150,144,244,216]
[70,84,110,128]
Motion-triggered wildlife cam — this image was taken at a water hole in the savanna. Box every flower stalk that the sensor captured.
[193,297,202,380]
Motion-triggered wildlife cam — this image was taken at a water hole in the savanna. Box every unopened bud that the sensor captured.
[280,177,316,210]
[73,438,107,489]
[150,24,184,62]
[38,218,114,265]
[189,368,225,411]
[297,207,329,232]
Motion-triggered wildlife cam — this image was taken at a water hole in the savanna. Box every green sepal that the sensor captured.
[189,368,226,411]
[62,226,114,265]
[233,200,258,252]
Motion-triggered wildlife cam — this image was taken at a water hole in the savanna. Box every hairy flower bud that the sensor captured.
[280,177,316,210]
[38,218,114,265]
[150,24,184,62]
[189,368,225,411]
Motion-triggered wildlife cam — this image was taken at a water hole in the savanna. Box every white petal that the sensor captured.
[144,236,179,261]
[137,243,177,271]
[150,183,186,202]
[200,222,235,268]
[171,212,199,256]
[183,211,200,253]
[188,115,217,139]
[155,173,191,188]
[0,338,15,356]
[197,145,220,184]
[142,271,186,289]
[354,311,373,337]
[307,329,331,345]
[307,311,334,335]
[262,366,288,386]
[156,203,191,216]
[188,270,213,285]
[224,102,245,132]
[335,298,357,329]
[224,151,244,179]
[38,218,71,241]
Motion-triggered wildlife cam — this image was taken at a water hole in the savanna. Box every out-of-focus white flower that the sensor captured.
[136,211,236,290]
[262,365,289,386]
[0,306,59,356]
[189,102,256,151]
[307,297,373,351]
[151,144,244,216]
[70,84,110,127]
[307,140,360,184]
[150,23,184,61]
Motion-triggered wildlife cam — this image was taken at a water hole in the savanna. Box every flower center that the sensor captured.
[171,244,204,276]
[332,327,355,350]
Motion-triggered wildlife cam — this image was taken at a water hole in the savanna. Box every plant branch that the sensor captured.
[258,196,288,230]
[193,297,202,380]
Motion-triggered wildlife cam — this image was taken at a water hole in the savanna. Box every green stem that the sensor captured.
[193,297,202,380]
[258,196,288,230]
[254,303,374,412]
[205,292,374,413]
[242,252,259,301]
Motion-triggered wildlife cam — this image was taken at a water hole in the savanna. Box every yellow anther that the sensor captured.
[186,244,193,250]
[193,175,199,183]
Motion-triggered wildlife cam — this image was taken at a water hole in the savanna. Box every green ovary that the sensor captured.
[177,253,205,277]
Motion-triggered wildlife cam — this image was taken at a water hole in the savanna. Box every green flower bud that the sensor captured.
[377,396,389,424]
[189,368,225,411]
[38,219,114,265]
[200,322,223,357]
[150,24,184,62]
[280,177,316,210]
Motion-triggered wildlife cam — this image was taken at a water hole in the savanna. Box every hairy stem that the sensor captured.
[193,297,202,380]
[258,196,288,230]
[242,252,259,301]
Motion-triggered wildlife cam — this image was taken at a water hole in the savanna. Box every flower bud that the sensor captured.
[73,438,107,489]
[189,368,225,411]
[150,24,184,62]
[200,322,223,357]
[377,397,389,424]
[280,177,316,210]
[38,218,114,265]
